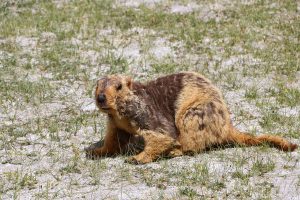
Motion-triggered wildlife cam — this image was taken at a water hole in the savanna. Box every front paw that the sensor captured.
[85,148,99,160]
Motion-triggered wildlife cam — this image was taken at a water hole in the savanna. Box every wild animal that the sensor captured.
[85,72,298,164]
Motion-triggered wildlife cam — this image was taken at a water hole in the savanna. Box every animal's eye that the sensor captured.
[116,84,122,91]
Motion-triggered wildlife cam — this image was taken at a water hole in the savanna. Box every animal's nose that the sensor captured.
[98,93,106,104]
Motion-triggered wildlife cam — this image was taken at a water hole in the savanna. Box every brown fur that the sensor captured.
[85,72,298,164]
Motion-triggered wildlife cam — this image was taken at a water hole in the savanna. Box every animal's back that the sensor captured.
[131,73,186,138]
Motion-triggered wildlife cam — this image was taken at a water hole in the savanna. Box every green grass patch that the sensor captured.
[0,79,53,104]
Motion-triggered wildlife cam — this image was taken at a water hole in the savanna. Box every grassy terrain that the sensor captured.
[0,0,299,199]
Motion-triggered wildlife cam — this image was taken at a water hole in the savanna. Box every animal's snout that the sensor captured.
[98,93,106,104]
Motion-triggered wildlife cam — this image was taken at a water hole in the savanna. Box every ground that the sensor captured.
[0,0,299,199]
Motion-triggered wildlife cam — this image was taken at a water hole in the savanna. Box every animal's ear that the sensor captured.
[125,76,132,89]
[97,77,106,84]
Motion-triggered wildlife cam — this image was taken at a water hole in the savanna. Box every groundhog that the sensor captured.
[85,72,298,164]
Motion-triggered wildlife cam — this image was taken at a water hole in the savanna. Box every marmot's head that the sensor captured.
[95,75,132,114]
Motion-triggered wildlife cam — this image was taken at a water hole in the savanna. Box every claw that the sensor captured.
[85,149,99,160]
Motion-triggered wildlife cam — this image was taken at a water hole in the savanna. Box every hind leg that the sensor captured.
[176,102,231,154]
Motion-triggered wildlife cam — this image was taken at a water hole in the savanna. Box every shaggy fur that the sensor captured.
[85,72,298,164]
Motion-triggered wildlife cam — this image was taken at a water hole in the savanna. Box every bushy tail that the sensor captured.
[229,129,298,151]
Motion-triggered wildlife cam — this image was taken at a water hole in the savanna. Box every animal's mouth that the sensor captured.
[99,106,111,111]
[96,101,110,111]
